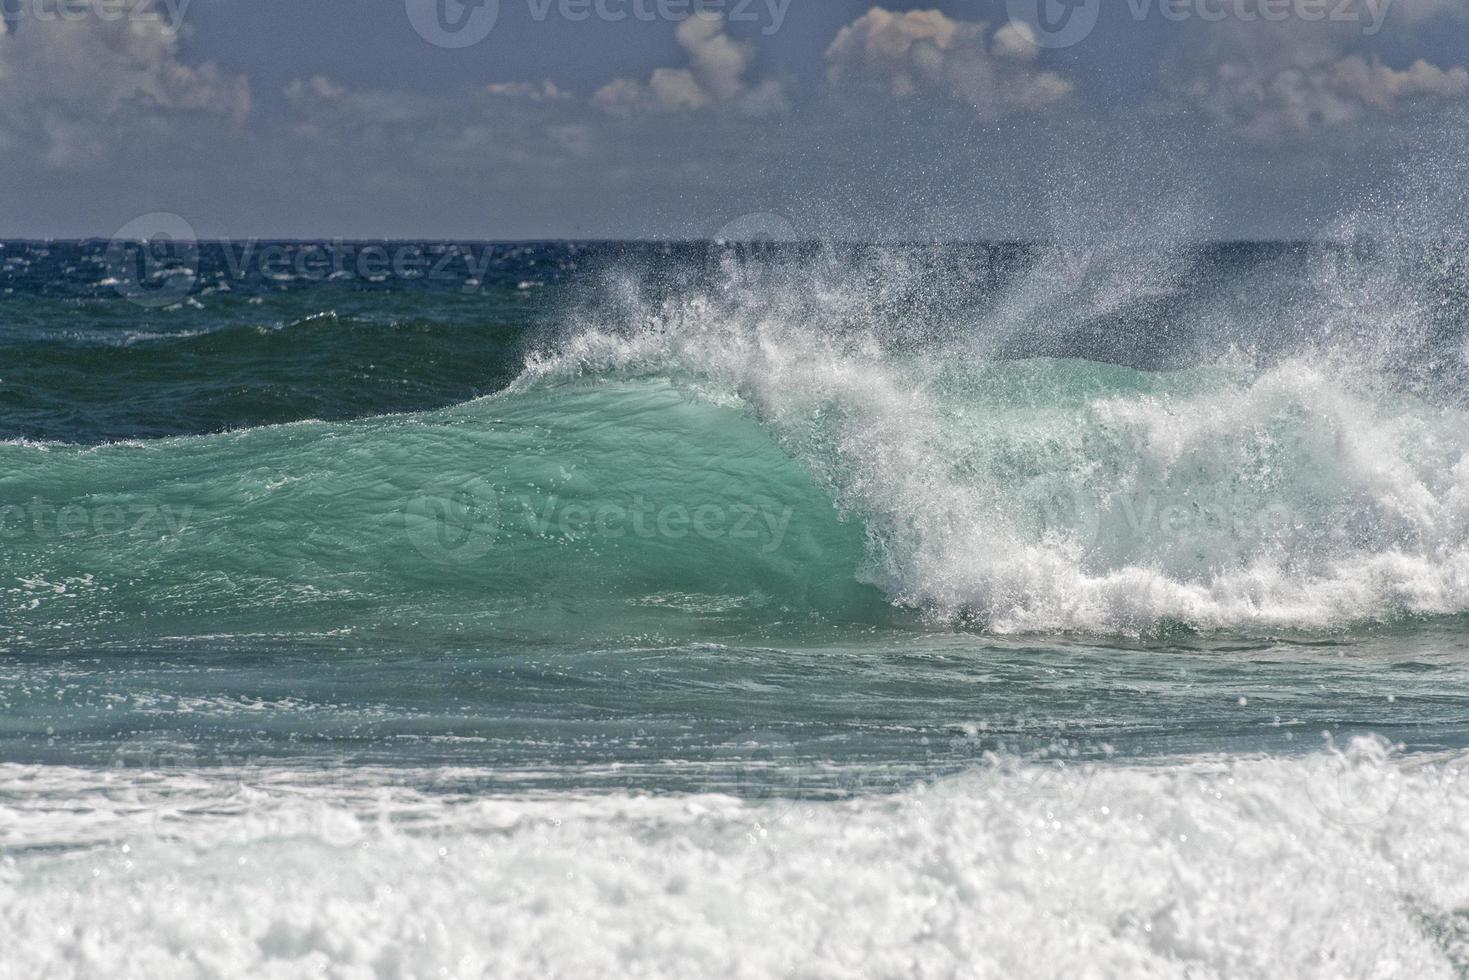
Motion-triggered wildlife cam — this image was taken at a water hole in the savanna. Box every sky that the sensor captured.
[2,0,1468,240]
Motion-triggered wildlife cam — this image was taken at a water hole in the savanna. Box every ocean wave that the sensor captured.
[515,263,1469,633]
[5,242,1469,638]
[5,349,1468,638]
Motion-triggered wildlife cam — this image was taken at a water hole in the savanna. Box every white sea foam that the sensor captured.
[519,255,1469,633]
[2,739,1467,979]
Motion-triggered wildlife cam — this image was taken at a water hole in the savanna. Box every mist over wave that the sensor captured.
[516,237,1469,633]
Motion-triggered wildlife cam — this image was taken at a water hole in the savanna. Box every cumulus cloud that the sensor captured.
[823,9,1073,119]
[1162,0,1469,138]
[0,0,249,166]
[4,0,1468,239]
[595,14,787,114]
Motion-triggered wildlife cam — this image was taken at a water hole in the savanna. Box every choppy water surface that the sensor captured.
[4,239,1469,977]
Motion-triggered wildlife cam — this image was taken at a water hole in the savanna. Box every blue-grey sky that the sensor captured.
[3,0,1468,239]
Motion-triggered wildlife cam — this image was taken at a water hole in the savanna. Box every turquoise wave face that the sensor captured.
[0,377,884,651]
[8,346,1469,647]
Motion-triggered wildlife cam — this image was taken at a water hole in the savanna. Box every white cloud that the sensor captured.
[595,13,787,115]
[0,0,249,166]
[3,0,1466,239]
[1162,0,1469,138]
[823,8,1073,119]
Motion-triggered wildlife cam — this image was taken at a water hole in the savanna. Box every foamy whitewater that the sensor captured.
[4,741,1469,979]
[4,237,1469,977]
[518,241,1469,634]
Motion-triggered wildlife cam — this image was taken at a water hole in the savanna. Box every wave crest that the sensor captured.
[520,246,1469,632]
